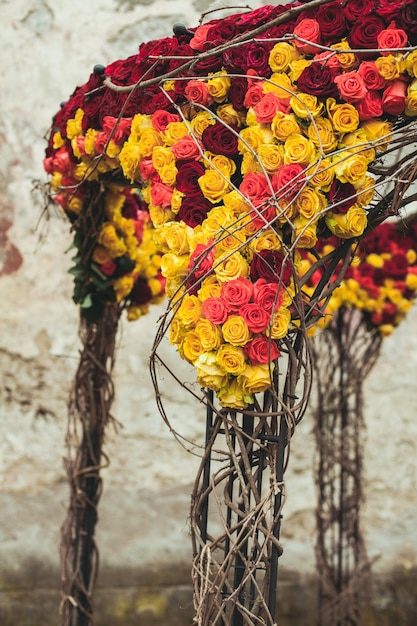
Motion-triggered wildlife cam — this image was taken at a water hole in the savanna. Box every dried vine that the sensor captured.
[311,309,382,626]
[60,303,119,626]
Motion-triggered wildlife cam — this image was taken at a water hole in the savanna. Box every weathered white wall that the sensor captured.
[1,0,417,623]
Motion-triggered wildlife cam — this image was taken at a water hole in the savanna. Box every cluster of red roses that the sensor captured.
[301,219,417,336]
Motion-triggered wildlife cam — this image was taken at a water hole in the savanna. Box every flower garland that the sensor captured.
[301,218,417,336]
[43,0,417,406]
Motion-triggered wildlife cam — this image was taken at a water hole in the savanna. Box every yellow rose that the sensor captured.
[67,196,83,214]
[333,152,369,186]
[266,307,291,339]
[290,93,324,119]
[307,158,335,192]
[288,59,311,82]
[326,98,359,133]
[177,294,203,326]
[237,363,273,394]
[284,134,316,165]
[264,72,295,98]
[152,146,175,170]
[355,175,376,207]
[195,319,222,352]
[83,129,98,155]
[295,186,327,220]
[207,71,231,103]
[331,40,357,70]
[216,344,247,375]
[241,152,262,175]
[257,143,284,174]
[293,216,318,249]
[164,121,189,146]
[216,230,246,254]
[405,274,417,290]
[198,275,223,300]
[250,229,282,253]
[222,315,251,346]
[198,170,230,203]
[340,128,376,163]
[119,141,141,182]
[201,206,235,239]
[154,221,191,254]
[149,204,175,228]
[307,117,338,154]
[405,81,417,116]
[375,55,401,81]
[271,112,300,142]
[217,378,253,410]
[325,205,367,239]
[205,153,236,178]
[160,253,189,279]
[52,131,65,149]
[138,128,164,156]
[92,245,111,265]
[217,103,245,128]
[406,249,417,264]
[405,50,417,78]
[169,316,183,345]
[113,275,134,302]
[105,141,121,159]
[366,253,384,268]
[269,42,299,72]
[275,198,297,225]
[130,113,153,141]
[189,111,216,140]
[183,331,204,362]
[224,190,251,216]
[239,125,273,155]
[66,108,84,140]
[195,352,228,390]
[360,119,392,150]
[98,223,127,257]
[214,252,249,283]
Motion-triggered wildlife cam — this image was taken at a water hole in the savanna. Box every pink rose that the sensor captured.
[240,303,271,333]
[377,23,408,55]
[184,80,214,107]
[313,50,340,71]
[51,147,73,175]
[334,71,368,103]
[243,83,264,109]
[171,136,202,161]
[254,92,290,124]
[221,277,254,311]
[239,172,271,207]
[357,61,387,91]
[293,18,321,55]
[102,115,132,144]
[139,158,157,181]
[253,279,283,312]
[245,336,280,365]
[151,110,180,133]
[202,297,229,325]
[150,181,173,208]
[357,90,383,120]
[188,242,215,280]
[272,164,305,200]
[382,79,407,116]
[189,24,211,51]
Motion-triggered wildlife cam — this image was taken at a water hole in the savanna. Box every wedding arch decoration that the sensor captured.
[43,0,417,623]
[302,216,417,625]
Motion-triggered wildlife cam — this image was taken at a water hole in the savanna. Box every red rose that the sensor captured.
[334,71,368,103]
[245,336,280,365]
[223,46,247,73]
[100,260,117,276]
[206,21,237,47]
[189,24,211,51]
[377,24,408,55]
[347,16,386,57]
[245,42,273,78]
[139,158,157,181]
[176,162,206,195]
[328,180,357,214]
[202,122,239,157]
[357,90,383,120]
[102,115,132,145]
[376,0,408,23]
[221,277,254,311]
[193,54,223,74]
[272,164,306,200]
[343,0,375,23]
[228,77,248,111]
[296,64,338,98]
[250,250,292,285]
[236,4,282,29]
[254,92,290,124]
[316,2,347,43]
[357,61,387,91]
[176,196,211,227]
[253,279,283,312]
[202,297,229,325]
[151,110,180,133]
[184,80,213,107]
[381,79,407,116]
[239,173,271,206]
[244,84,265,109]
[250,204,278,230]
[171,136,202,161]
[188,242,215,280]
[240,303,271,333]
[398,2,417,44]
[129,278,153,305]
[105,55,136,84]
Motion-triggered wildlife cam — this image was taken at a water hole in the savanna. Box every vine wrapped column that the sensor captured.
[312,309,382,626]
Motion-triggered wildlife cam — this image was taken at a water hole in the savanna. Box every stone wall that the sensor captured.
[1,1,416,624]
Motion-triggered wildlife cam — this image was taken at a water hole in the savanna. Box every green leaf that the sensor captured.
[80,294,93,309]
